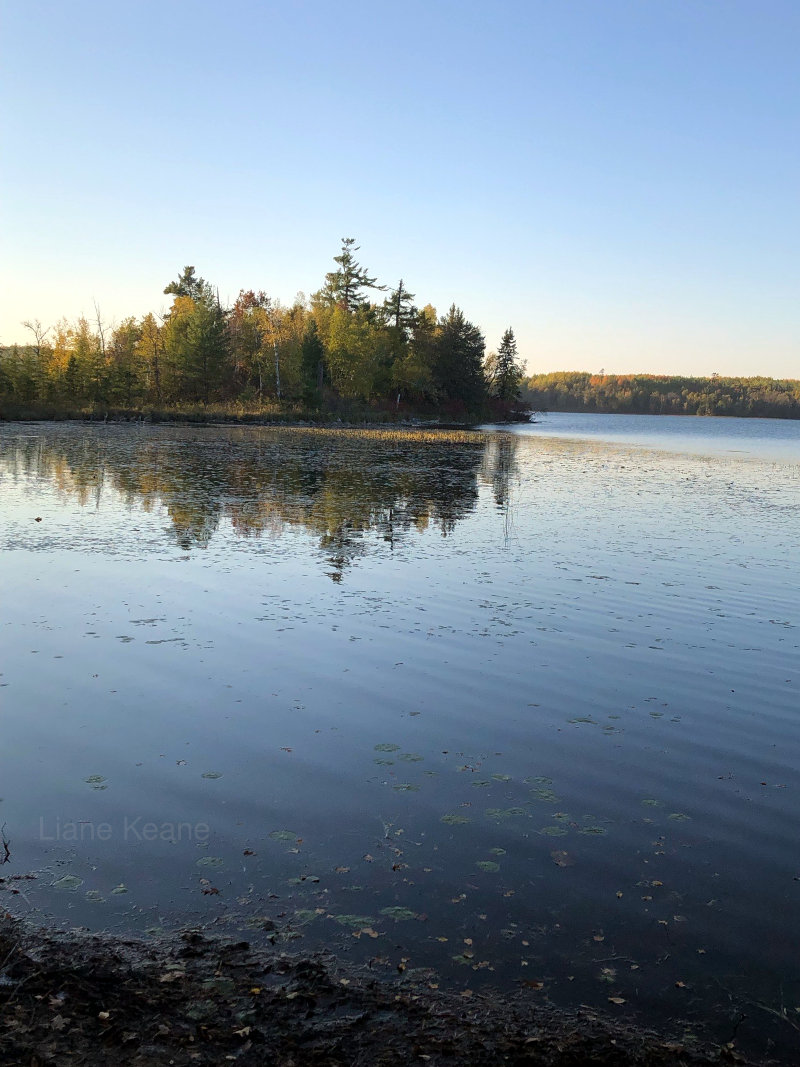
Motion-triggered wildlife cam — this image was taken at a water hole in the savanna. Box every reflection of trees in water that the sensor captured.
[479,433,520,543]
[0,428,516,576]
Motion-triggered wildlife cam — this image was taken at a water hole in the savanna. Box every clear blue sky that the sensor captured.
[2,0,798,377]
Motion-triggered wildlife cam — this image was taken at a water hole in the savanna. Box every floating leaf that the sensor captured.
[476,860,500,872]
[471,779,491,788]
[539,825,568,836]
[111,884,128,895]
[85,889,104,901]
[380,906,416,921]
[52,874,83,891]
[579,825,607,835]
[608,996,626,1005]
[550,850,574,868]
[196,856,224,868]
[531,788,558,802]
[293,909,319,923]
[392,783,419,792]
[269,830,297,841]
[441,813,470,826]
[333,914,374,928]
[668,812,691,821]
[399,753,423,763]
[489,847,507,856]
[374,758,394,766]
[83,775,107,785]
[491,773,511,782]
[641,798,662,807]
[201,771,223,780]
[486,806,527,820]
[374,743,400,753]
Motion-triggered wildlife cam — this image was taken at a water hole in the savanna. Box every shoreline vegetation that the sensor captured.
[522,373,800,420]
[1,241,530,427]
[0,917,759,1066]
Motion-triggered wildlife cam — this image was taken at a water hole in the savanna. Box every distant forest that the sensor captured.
[523,372,800,419]
[0,240,526,421]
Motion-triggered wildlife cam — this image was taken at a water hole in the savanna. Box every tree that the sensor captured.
[326,305,390,400]
[382,279,416,335]
[318,238,384,312]
[430,305,487,413]
[229,290,271,397]
[107,317,144,405]
[301,320,325,407]
[163,293,229,402]
[137,313,164,401]
[490,328,523,406]
[164,266,210,302]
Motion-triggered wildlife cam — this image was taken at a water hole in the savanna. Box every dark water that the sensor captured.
[2,421,799,1059]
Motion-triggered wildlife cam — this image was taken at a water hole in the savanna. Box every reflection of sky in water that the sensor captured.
[1,422,799,1061]
[503,410,800,463]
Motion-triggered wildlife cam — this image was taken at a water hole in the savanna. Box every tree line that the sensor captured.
[0,240,526,420]
[523,372,800,419]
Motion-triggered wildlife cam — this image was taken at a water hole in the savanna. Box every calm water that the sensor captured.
[2,418,799,1059]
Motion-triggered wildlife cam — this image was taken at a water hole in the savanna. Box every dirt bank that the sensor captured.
[0,918,761,1067]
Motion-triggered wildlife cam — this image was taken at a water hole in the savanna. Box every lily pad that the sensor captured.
[196,856,224,868]
[333,914,374,928]
[486,807,527,820]
[668,812,691,821]
[491,773,512,782]
[111,884,128,895]
[392,783,419,792]
[374,758,394,766]
[293,909,320,923]
[269,830,297,841]
[531,788,558,802]
[476,860,500,872]
[52,874,83,891]
[201,771,223,780]
[374,743,400,753]
[380,906,416,921]
[83,775,107,785]
[441,813,470,825]
[579,825,607,835]
[539,825,568,836]
[399,753,424,762]
[641,798,662,807]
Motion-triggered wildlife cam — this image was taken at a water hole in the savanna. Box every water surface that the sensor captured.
[1,420,799,1059]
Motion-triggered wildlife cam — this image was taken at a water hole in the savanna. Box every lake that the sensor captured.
[2,414,799,1060]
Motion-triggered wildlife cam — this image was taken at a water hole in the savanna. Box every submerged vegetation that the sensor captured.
[523,371,800,419]
[0,240,528,423]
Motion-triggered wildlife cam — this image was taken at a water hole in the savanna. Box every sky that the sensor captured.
[1,0,798,377]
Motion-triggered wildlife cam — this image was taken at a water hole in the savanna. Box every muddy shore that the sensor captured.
[0,918,764,1067]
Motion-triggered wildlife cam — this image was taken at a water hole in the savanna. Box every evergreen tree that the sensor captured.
[430,305,487,413]
[382,279,417,335]
[164,266,210,302]
[318,238,384,312]
[301,320,325,407]
[491,327,523,405]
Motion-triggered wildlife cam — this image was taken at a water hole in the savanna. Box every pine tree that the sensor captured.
[430,305,488,413]
[492,327,523,405]
[319,238,384,312]
[382,279,417,335]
